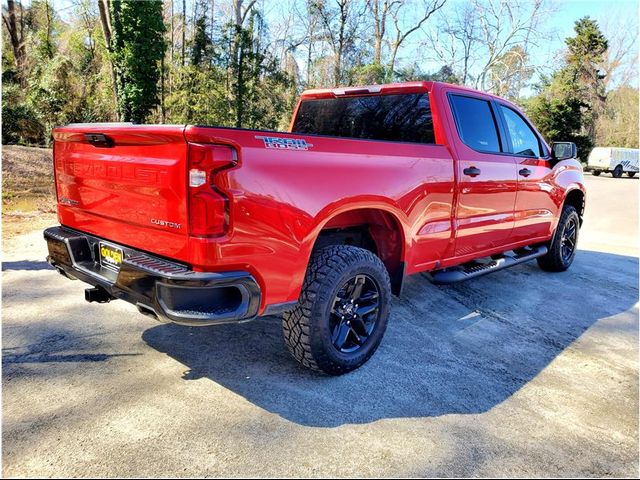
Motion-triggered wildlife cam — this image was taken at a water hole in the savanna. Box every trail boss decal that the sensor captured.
[256,136,313,151]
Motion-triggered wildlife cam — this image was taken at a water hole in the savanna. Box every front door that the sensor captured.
[496,103,556,243]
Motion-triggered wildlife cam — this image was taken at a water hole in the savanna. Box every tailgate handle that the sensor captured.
[84,133,114,148]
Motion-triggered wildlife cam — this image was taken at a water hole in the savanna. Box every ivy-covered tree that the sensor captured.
[110,0,166,123]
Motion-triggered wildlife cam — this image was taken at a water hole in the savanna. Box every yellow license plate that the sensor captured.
[99,242,123,271]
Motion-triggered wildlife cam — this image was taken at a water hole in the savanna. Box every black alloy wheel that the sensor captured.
[282,245,392,375]
[560,216,578,263]
[537,205,580,272]
[329,274,381,353]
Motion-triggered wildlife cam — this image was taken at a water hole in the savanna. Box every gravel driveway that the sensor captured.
[2,173,638,477]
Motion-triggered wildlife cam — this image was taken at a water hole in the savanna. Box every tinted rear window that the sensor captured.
[449,95,502,153]
[292,93,435,144]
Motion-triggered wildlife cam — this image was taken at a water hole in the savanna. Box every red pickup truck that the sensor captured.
[45,81,585,375]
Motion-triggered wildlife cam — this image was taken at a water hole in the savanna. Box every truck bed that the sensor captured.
[53,123,455,307]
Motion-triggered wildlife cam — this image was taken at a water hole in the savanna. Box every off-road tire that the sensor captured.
[627,172,636,178]
[282,245,391,375]
[537,205,580,272]
[612,164,623,178]
[592,170,601,176]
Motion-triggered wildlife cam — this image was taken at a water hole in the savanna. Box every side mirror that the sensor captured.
[551,142,577,162]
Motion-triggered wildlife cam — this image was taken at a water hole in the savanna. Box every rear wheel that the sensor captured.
[612,164,623,178]
[628,172,636,178]
[537,205,580,272]
[282,245,391,375]
[592,170,601,176]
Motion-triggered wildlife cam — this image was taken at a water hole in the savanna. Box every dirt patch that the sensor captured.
[2,145,57,239]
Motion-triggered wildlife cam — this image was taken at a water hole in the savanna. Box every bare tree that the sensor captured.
[78,2,97,68]
[286,0,328,88]
[473,0,546,93]
[303,5,321,86]
[485,45,534,100]
[388,0,446,81]
[2,0,26,85]
[313,0,366,86]
[232,0,256,27]
[424,2,477,84]
[423,0,548,96]
[600,13,639,90]
[367,0,399,65]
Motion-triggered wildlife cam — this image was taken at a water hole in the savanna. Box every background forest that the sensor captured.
[2,0,638,160]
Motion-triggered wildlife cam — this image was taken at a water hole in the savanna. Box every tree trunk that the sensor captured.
[388,44,398,81]
[3,0,26,86]
[370,0,387,66]
[306,38,313,87]
[334,0,348,86]
[44,1,53,59]
[161,54,165,122]
[170,0,174,65]
[182,0,186,66]
[97,0,119,117]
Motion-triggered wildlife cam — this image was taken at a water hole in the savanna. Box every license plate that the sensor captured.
[99,242,123,272]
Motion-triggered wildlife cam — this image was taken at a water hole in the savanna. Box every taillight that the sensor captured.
[188,143,237,237]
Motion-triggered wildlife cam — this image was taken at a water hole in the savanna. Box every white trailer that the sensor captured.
[588,147,639,178]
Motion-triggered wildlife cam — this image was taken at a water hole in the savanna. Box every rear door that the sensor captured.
[495,103,556,242]
[445,92,518,257]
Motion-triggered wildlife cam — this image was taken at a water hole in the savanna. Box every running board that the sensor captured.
[427,246,548,284]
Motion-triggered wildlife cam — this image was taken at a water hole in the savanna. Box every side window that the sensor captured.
[449,95,502,153]
[500,105,542,157]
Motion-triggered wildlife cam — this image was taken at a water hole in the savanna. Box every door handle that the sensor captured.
[463,166,481,177]
[519,168,532,177]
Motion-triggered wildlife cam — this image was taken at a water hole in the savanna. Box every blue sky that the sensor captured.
[540,0,638,57]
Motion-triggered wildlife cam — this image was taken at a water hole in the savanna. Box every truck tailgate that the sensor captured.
[53,124,190,258]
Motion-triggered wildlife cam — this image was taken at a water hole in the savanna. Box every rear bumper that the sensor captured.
[44,226,261,326]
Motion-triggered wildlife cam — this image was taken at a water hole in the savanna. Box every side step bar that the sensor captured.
[427,245,548,284]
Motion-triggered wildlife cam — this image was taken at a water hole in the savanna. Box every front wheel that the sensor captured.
[537,205,580,272]
[628,172,636,178]
[592,170,601,176]
[612,164,623,178]
[282,245,391,375]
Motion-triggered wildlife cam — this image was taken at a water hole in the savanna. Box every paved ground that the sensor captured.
[2,173,638,477]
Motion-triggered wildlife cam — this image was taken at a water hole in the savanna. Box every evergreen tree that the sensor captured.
[525,17,609,160]
[190,16,212,67]
[565,17,608,140]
